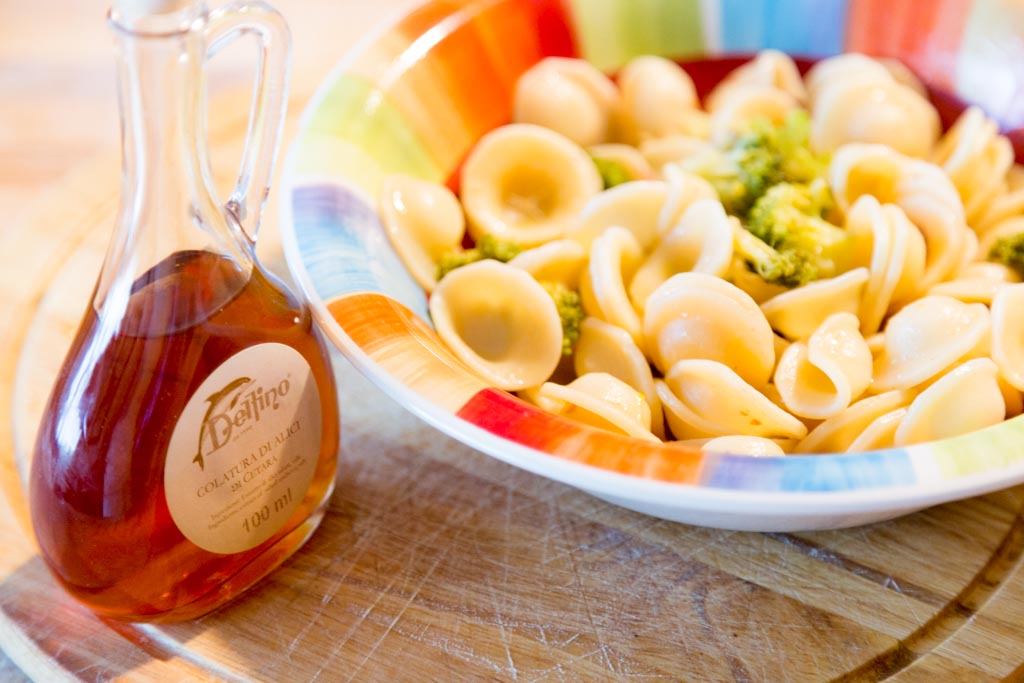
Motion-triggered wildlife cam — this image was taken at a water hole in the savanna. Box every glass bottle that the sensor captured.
[28,0,340,622]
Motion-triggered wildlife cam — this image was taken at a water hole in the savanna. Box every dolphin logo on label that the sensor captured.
[193,376,253,471]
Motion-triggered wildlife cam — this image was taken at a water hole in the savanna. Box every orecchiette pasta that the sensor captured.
[774,313,872,419]
[429,260,564,390]
[810,74,939,157]
[517,385,566,415]
[990,283,1024,392]
[890,160,969,288]
[659,360,807,440]
[460,123,602,246]
[872,295,991,392]
[932,107,1015,227]
[378,173,465,293]
[795,390,914,453]
[706,49,806,112]
[844,196,926,334]
[844,407,907,452]
[639,135,714,173]
[380,49,1024,457]
[805,53,892,104]
[539,372,660,442]
[878,57,928,97]
[928,260,1019,305]
[893,358,1005,446]
[574,317,664,439]
[507,239,588,289]
[1001,377,1024,419]
[830,143,904,208]
[642,273,776,385]
[588,143,653,181]
[955,227,981,275]
[580,226,644,343]
[617,55,701,142]
[568,180,669,250]
[760,267,869,341]
[656,165,719,233]
[974,185,1024,236]
[892,164,962,288]
[772,334,791,371]
[709,84,800,146]
[629,198,733,310]
[513,57,619,147]
[831,144,966,289]
[701,435,787,457]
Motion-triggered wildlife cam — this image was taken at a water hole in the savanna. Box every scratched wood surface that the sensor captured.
[5,2,1024,682]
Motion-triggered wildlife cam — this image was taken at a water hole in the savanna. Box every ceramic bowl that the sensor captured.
[280,0,1024,531]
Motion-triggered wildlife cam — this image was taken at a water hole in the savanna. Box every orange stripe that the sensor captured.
[351,0,554,182]
[392,0,467,40]
[344,0,574,185]
[394,2,526,143]
[326,294,487,413]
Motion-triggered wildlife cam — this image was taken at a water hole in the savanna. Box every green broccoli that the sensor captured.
[680,110,829,217]
[477,233,522,262]
[591,156,633,189]
[679,142,777,217]
[436,251,481,280]
[436,234,522,280]
[988,232,1024,278]
[732,224,816,288]
[749,109,829,185]
[743,180,847,284]
[540,281,584,356]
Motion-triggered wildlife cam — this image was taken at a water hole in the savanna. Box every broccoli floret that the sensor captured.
[681,110,829,217]
[592,156,633,189]
[436,251,482,280]
[436,234,522,280]
[540,281,584,356]
[744,180,847,284]
[988,232,1024,278]
[749,109,829,184]
[732,225,816,288]
[477,233,522,262]
[679,143,777,217]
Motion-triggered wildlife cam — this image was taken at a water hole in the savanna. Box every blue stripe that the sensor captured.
[719,0,847,57]
[291,183,429,320]
[702,448,915,492]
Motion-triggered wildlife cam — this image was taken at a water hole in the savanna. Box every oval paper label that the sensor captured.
[164,343,322,554]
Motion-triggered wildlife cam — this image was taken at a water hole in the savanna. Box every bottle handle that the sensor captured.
[203,1,291,244]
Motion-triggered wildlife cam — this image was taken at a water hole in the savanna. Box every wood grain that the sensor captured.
[4,2,1024,681]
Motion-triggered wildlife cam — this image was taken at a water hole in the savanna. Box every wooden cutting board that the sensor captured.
[3,99,1024,683]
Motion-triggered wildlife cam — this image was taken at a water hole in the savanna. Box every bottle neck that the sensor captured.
[117,18,207,239]
[96,4,252,317]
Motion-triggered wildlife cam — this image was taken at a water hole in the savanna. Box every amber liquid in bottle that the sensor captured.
[30,250,340,621]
